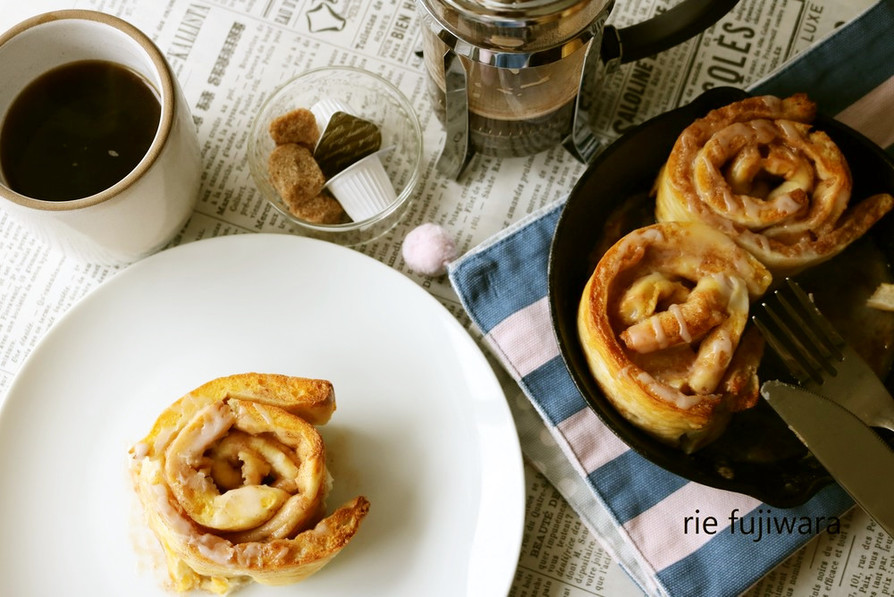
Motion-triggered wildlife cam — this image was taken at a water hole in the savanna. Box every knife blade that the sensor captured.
[761,380,894,537]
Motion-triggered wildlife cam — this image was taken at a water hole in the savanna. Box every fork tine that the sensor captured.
[751,315,812,382]
[782,279,846,358]
[753,298,825,385]
[752,278,848,385]
[770,290,841,378]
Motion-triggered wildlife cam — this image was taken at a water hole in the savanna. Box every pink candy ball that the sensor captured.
[401,223,457,277]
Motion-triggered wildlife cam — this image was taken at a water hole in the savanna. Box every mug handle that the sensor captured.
[602,0,741,64]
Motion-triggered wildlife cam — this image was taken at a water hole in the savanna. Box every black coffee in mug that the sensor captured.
[0,59,161,201]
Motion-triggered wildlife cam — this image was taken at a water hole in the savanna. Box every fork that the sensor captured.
[752,278,894,433]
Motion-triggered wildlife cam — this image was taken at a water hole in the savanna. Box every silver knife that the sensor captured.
[761,380,894,537]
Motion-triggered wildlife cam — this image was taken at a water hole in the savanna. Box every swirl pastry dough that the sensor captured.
[655,93,894,275]
[130,373,369,594]
[578,222,772,452]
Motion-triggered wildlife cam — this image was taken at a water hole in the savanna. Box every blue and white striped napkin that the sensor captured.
[449,2,894,596]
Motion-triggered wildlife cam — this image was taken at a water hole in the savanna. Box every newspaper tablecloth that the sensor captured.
[2,0,892,595]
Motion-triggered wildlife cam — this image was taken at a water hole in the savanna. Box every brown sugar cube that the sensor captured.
[268,143,326,212]
[291,189,350,225]
[269,108,320,148]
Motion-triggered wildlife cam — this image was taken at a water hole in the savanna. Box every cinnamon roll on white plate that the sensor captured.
[129,372,369,594]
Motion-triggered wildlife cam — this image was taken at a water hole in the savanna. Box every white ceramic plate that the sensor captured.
[0,234,525,596]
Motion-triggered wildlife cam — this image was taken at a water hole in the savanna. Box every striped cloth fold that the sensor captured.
[448,3,893,596]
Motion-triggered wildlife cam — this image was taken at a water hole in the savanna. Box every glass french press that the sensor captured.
[417,0,741,177]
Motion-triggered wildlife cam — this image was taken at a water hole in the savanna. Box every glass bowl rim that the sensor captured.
[247,65,424,233]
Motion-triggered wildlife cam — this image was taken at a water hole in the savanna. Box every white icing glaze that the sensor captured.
[616,226,667,257]
[194,533,235,564]
[637,227,666,244]
[635,370,701,410]
[650,316,668,348]
[152,426,177,456]
[706,272,735,298]
[241,542,263,565]
[150,481,194,537]
[253,404,275,427]
[668,303,691,343]
[132,442,149,460]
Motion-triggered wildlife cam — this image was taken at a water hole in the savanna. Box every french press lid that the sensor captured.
[418,0,612,54]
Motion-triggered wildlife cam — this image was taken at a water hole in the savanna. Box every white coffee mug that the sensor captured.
[0,10,201,265]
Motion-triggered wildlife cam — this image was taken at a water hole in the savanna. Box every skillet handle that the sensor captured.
[603,0,741,64]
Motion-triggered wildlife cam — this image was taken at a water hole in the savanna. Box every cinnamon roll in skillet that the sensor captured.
[655,93,893,276]
[578,222,772,452]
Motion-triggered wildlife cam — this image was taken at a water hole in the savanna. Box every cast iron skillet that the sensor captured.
[548,86,894,507]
